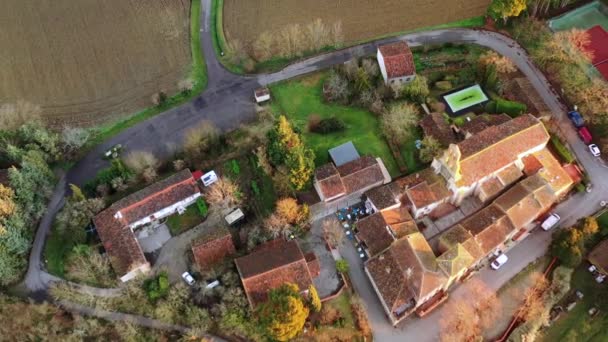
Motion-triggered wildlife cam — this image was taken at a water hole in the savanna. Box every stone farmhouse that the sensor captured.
[93,169,201,282]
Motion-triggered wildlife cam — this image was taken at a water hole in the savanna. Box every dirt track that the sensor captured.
[224,0,491,46]
[0,0,191,127]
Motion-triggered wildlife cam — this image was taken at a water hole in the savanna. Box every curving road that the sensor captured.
[22,0,608,339]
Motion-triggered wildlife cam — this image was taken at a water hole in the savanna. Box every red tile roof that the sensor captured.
[93,169,200,277]
[419,113,457,146]
[379,42,415,78]
[454,115,550,187]
[366,233,447,313]
[235,239,314,307]
[365,183,401,211]
[381,206,418,238]
[315,156,386,201]
[356,213,394,256]
[192,226,235,270]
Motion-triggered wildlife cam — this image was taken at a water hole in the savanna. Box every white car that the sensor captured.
[181,271,196,286]
[491,253,509,270]
[201,170,218,186]
[589,144,601,157]
[541,213,561,231]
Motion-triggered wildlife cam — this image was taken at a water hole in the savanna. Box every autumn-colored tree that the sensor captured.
[0,185,16,219]
[264,213,290,238]
[440,279,500,342]
[286,145,315,191]
[479,51,517,74]
[515,272,548,323]
[419,136,444,163]
[551,227,584,267]
[257,283,309,341]
[276,197,309,225]
[277,115,301,150]
[581,217,599,239]
[488,0,527,23]
[308,285,322,312]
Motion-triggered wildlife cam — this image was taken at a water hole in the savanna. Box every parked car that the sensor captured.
[201,170,218,186]
[589,144,601,157]
[541,213,561,231]
[206,279,220,289]
[181,271,196,286]
[579,127,593,144]
[491,253,509,270]
[568,111,585,128]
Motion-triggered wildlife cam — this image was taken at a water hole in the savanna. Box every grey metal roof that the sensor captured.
[329,141,360,167]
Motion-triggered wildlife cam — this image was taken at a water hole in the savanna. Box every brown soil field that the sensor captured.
[0,0,191,127]
[224,0,490,47]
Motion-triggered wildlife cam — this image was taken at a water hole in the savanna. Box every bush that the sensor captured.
[251,180,260,196]
[336,259,349,274]
[485,98,526,117]
[196,197,208,217]
[550,135,575,163]
[84,159,132,196]
[310,117,346,134]
[144,272,171,302]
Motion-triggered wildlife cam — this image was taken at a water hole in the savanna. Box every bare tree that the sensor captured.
[322,218,344,248]
[381,103,420,144]
[122,151,159,175]
[204,177,242,208]
[440,279,501,342]
[183,120,220,160]
[61,126,90,153]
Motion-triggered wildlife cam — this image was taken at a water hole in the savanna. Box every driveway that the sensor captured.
[301,217,342,298]
[154,210,222,283]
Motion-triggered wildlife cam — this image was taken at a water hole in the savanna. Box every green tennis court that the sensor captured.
[549,1,608,31]
[442,84,489,114]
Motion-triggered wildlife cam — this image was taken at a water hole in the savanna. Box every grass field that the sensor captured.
[1,0,193,127]
[443,84,489,113]
[223,0,490,49]
[270,73,403,177]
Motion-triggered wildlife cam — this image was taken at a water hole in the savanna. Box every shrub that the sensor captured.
[144,272,171,302]
[226,159,240,177]
[550,135,575,163]
[196,197,208,217]
[84,159,132,196]
[251,180,260,196]
[496,99,526,117]
[336,259,349,274]
[310,117,345,134]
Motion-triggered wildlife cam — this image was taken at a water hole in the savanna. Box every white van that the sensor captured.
[541,213,561,231]
[491,253,508,270]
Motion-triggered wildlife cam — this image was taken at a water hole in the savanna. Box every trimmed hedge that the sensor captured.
[485,99,527,117]
[550,135,575,163]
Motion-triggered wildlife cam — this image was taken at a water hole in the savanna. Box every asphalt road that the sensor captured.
[22,0,608,338]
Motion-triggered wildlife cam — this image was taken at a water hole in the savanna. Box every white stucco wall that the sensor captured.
[119,262,151,282]
[129,192,201,230]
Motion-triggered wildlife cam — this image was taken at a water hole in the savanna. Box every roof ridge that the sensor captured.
[460,120,545,162]
[114,177,194,218]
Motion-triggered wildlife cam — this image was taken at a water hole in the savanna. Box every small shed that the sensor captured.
[328,141,360,167]
[589,239,608,275]
[225,208,245,225]
[254,87,271,103]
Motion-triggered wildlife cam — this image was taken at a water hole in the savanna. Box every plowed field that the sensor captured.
[224,0,490,47]
[0,0,191,127]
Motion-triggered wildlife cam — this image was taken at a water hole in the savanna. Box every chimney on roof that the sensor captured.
[385,267,391,274]
[114,211,123,220]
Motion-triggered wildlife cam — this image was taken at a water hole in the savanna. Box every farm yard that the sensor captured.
[222,0,490,53]
[0,0,193,127]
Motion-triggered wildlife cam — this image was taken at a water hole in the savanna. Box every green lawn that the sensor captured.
[541,265,608,341]
[270,73,401,177]
[166,205,204,236]
[44,225,76,277]
[88,0,207,147]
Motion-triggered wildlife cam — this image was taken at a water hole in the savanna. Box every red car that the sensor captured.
[579,127,593,144]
